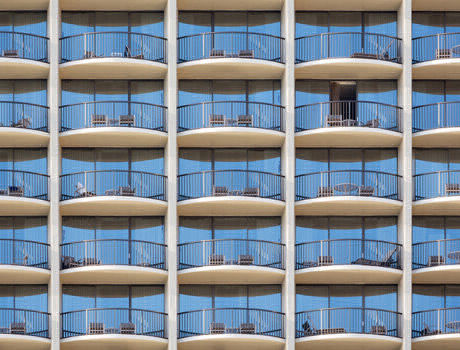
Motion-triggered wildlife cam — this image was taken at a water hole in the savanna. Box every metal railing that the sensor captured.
[61,308,167,338]
[178,32,284,63]
[295,32,401,63]
[296,308,401,338]
[61,239,166,270]
[0,170,48,200]
[0,308,49,338]
[414,170,460,200]
[413,33,460,63]
[60,170,166,201]
[413,101,460,132]
[0,31,48,62]
[296,239,401,270]
[60,101,166,132]
[178,239,285,270]
[413,238,460,269]
[0,101,48,132]
[295,170,401,201]
[0,239,48,268]
[178,170,284,201]
[295,101,401,132]
[413,308,460,338]
[60,32,166,63]
[178,101,284,132]
[178,308,285,338]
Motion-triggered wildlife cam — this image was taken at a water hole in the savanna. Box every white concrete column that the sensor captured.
[165,0,178,348]
[281,0,296,348]
[47,0,61,348]
[397,0,412,349]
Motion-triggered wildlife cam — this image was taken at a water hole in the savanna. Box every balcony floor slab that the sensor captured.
[413,265,460,284]
[0,128,48,147]
[0,265,50,284]
[178,334,285,350]
[413,60,460,79]
[413,197,460,215]
[413,128,460,148]
[60,0,166,10]
[295,0,401,10]
[0,59,49,79]
[0,197,49,216]
[413,0,460,10]
[0,335,50,350]
[412,334,460,350]
[61,335,168,350]
[296,334,402,350]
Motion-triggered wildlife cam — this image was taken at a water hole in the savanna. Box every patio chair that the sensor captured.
[75,182,95,198]
[326,115,343,127]
[8,186,24,197]
[119,186,135,196]
[445,184,460,195]
[209,114,225,126]
[371,325,387,335]
[82,257,101,266]
[88,322,104,335]
[421,323,442,336]
[238,50,255,58]
[351,52,380,59]
[237,114,253,127]
[105,189,119,196]
[91,114,108,127]
[10,323,26,335]
[210,49,225,58]
[428,255,445,267]
[119,114,135,127]
[212,186,229,196]
[299,260,317,268]
[436,49,452,59]
[3,49,19,58]
[210,322,226,334]
[0,327,9,334]
[318,256,333,266]
[240,323,255,334]
[238,254,254,265]
[317,327,346,334]
[62,256,79,269]
[11,118,30,128]
[209,254,225,265]
[120,322,136,335]
[317,186,334,197]
[243,187,259,197]
[352,246,398,267]
[358,185,375,197]
[302,319,317,336]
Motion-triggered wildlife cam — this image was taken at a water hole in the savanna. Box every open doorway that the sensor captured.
[330,81,357,123]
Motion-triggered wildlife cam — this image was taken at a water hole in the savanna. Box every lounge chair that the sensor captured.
[318,256,333,266]
[120,322,136,334]
[364,119,380,128]
[88,322,104,335]
[119,115,135,127]
[317,327,346,335]
[445,184,460,195]
[75,182,95,198]
[62,256,80,269]
[210,49,225,58]
[209,114,225,126]
[209,254,225,265]
[11,118,30,128]
[91,114,108,127]
[210,322,225,334]
[351,52,380,59]
[421,323,442,336]
[302,319,317,335]
[240,323,255,334]
[428,255,445,267]
[8,186,24,197]
[243,187,259,197]
[119,186,135,196]
[358,185,375,197]
[317,187,333,197]
[10,323,26,335]
[237,114,253,127]
[326,115,343,127]
[239,50,255,58]
[352,246,398,267]
[238,255,254,265]
[212,186,229,196]
[371,325,387,335]
[436,49,452,59]
[82,258,101,266]
[3,49,19,58]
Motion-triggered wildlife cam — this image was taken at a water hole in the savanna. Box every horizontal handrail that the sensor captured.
[178,239,285,270]
[178,101,284,132]
[0,239,48,269]
[413,238,460,269]
[0,101,48,132]
[413,307,460,338]
[296,239,401,270]
[295,32,401,63]
[61,239,166,270]
[414,170,460,200]
[0,308,50,338]
[295,170,401,201]
[0,31,49,62]
[60,170,166,201]
[0,169,48,200]
[178,169,284,201]
[296,100,401,132]
[296,307,401,338]
[61,308,167,339]
[413,101,460,132]
[60,101,167,132]
[178,31,284,63]
[413,32,460,63]
[178,308,285,338]
[60,32,166,63]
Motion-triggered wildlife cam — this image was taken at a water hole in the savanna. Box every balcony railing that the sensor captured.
[178,308,285,338]
[0,102,48,132]
[413,239,460,269]
[295,32,401,63]
[178,32,284,63]
[61,239,166,270]
[178,170,284,201]
[61,308,167,338]
[414,170,460,200]
[60,32,166,63]
[413,33,460,63]
[0,31,48,62]
[295,101,401,132]
[178,101,284,132]
[60,101,166,132]
[296,308,401,338]
[296,239,401,270]
[178,239,285,270]
[0,308,49,338]
[0,239,48,269]
[0,170,48,200]
[60,170,166,201]
[296,170,401,201]
[413,308,460,338]
[413,101,460,132]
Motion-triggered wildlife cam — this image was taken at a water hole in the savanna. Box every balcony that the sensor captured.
[0,0,49,10]
[413,171,460,215]
[177,101,285,147]
[60,239,166,284]
[61,308,167,350]
[413,102,460,147]
[295,33,402,79]
[295,101,402,147]
[178,0,283,10]
[0,101,48,147]
[295,170,402,215]
[296,308,402,350]
[177,170,285,216]
[296,239,402,284]
[295,0,401,11]
[412,0,460,10]
[413,239,460,283]
[0,239,49,283]
[0,170,49,215]
[178,308,285,350]
[0,308,50,350]
[60,170,167,216]
[60,32,167,79]
[413,308,460,350]
[177,32,285,79]
[60,0,166,10]
[178,239,284,284]
[413,33,460,79]
[0,32,49,78]
[60,101,167,147]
